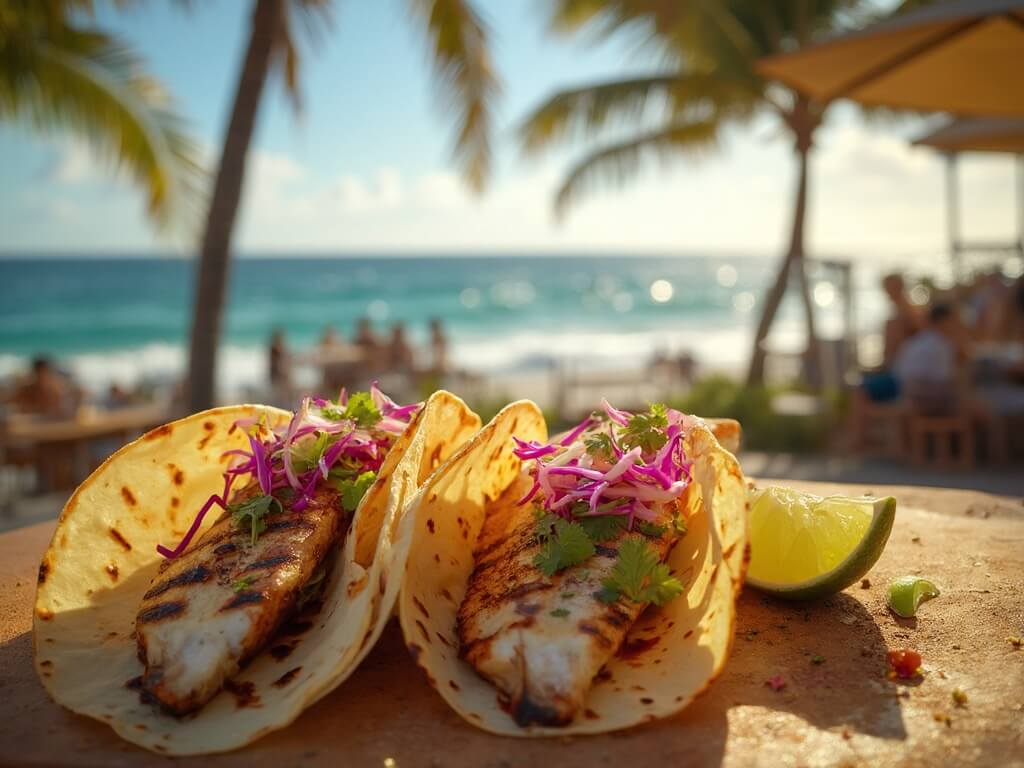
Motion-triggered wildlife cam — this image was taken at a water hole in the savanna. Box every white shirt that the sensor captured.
[893,329,955,384]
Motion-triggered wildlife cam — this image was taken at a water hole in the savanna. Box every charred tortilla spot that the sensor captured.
[440,587,453,602]
[120,486,137,506]
[173,469,185,486]
[281,620,313,636]
[220,591,265,610]
[170,497,180,509]
[434,553,441,564]
[241,555,295,573]
[412,596,430,619]
[105,564,119,582]
[270,644,294,661]
[39,660,52,667]
[223,679,259,708]
[427,519,435,534]
[144,424,172,441]
[723,543,736,559]
[109,528,132,551]
[198,434,213,449]
[416,620,431,643]
[203,420,215,431]
[684,629,694,639]
[273,667,302,688]
[143,565,212,599]
[37,561,49,584]
[449,680,460,691]
[584,708,599,719]
[436,632,453,647]
[641,697,654,705]
[137,601,185,623]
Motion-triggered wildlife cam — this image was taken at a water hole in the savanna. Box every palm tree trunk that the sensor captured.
[746,105,815,387]
[186,0,282,412]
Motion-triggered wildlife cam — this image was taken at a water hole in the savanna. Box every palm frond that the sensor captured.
[553,119,720,217]
[521,70,759,156]
[275,0,333,114]
[0,6,203,231]
[409,0,499,193]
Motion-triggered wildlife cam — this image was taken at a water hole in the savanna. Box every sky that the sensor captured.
[0,1,1020,262]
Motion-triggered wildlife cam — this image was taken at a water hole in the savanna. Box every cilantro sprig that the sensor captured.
[323,391,381,428]
[533,517,595,577]
[229,494,283,546]
[597,537,684,606]
[619,403,669,453]
[333,470,377,512]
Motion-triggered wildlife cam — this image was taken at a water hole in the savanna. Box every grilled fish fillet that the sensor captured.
[457,475,671,726]
[136,484,346,715]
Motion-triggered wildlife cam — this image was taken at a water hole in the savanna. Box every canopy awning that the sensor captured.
[912,118,1024,154]
[757,0,1024,116]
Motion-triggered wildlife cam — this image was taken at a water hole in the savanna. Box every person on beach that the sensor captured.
[388,323,415,372]
[429,317,448,375]
[10,357,75,419]
[353,317,383,372]
[268,329,292,406]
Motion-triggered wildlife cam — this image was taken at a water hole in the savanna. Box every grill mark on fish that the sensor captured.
[220,591,265,610]
[240,555,296,573]
[213,542,237,556]
[594,544,618,558]
[137,601,185,624]
[143,565,213,599]
[578,622,614,649]
[265,518,316,533]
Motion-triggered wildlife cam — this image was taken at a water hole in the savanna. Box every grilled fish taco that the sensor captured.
[34,386,480,755]
[396,400,748,734]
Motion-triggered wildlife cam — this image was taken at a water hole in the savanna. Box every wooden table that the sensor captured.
[1,481,1022,767]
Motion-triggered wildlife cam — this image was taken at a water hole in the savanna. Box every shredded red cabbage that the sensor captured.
[513,399,694,530]
[156,382,420,558]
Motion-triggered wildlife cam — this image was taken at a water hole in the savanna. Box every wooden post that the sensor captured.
[945,152,961,282]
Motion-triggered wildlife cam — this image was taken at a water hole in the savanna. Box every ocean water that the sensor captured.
[0,255,875,398]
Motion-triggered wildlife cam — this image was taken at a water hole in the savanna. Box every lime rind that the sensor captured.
[887,576,940,617]
[746,494,896,601]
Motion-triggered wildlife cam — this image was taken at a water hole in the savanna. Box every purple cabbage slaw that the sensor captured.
[155,383,421,559]
[512,400,694,530]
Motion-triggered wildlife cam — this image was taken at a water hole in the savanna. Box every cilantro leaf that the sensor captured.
[619,403,669,453]
[550,608,570,618]
[334,470,377,512]
[533,519,595,577]
[343,391,381,428]
[577,514,627,542]
[584,431,615,461]
[229,494,281,546]
[231,576,254,592]
[597,537,683,606]
[636,520,667,538]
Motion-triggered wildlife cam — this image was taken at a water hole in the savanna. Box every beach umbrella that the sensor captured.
[757,0,1024,117]
[913,118,1024,278]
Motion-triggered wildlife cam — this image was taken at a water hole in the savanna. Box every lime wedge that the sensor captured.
[746,486,896,601]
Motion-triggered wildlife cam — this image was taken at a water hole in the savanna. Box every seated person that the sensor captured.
[893,303,966,416]
[11,356,75,419]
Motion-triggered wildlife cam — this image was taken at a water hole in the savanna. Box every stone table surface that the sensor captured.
[1,481,1022,767]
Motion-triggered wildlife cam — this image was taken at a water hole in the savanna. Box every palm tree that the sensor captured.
[519,0,912,387]
[187,0,498,410]
[0,0,201,229]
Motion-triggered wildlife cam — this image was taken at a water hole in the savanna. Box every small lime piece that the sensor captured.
[887,576,940,617]
[746,487,896,601]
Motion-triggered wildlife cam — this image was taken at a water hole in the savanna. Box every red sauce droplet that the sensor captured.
[618,635,660,659]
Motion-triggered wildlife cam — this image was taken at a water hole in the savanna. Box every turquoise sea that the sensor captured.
[0,254,876,397]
